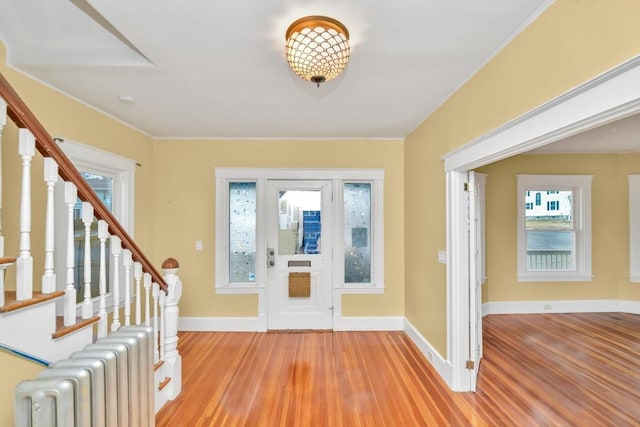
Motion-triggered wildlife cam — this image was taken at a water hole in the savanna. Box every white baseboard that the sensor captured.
[178,315,404,332]
[403,318,452,388]
[332,316,404,331]
[179,316,267,332]
[483,299,640,316]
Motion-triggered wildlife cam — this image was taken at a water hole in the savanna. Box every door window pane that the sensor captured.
[229,182,257,283]
[74,173,112,302]
[525,190,574,271]
[278,190,321,255]
[344,183,371,283]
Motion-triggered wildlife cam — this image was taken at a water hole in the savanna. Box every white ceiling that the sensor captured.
[531,113,640,154]
[0,0,552,139]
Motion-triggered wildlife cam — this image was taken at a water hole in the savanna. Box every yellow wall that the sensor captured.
[0,352,44,426]
[477,153,640,303]
[404,1,640,357]
[151,139,405,317]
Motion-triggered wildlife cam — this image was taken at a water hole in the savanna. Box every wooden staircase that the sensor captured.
[0,71,183,424]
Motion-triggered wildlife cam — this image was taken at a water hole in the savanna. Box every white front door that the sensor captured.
[266,180,333,330]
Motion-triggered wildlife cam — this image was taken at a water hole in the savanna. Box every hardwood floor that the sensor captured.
[156,313,640,426]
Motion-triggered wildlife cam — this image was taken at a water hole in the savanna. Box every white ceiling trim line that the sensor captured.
[154,136,404,142]
[408,0,555,137]
[443,54,640,172]
[4,63,155,139]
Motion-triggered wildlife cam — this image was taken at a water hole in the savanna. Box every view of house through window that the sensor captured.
[278,190,322,255]
[517,174,591,282]
[524,190,573,271]
[73,172,112,302]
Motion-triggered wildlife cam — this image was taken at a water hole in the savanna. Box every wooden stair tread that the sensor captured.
[0,256,17,266]
[158,377,172,391]
[155,360,165,371]
[1,290,65,313]
[52,315,100,339]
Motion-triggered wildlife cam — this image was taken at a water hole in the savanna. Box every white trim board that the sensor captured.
[403,319,453,390]
[178,315,403,332]
[332,316,403,331]
[483,300,640,316]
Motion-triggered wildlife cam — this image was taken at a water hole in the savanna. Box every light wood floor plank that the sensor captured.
[157,313,640,426]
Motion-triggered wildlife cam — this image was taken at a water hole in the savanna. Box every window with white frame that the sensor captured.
[214,168,384,292]
[629,175,640,282]
[517,174,592,282]
[54,139,135,307]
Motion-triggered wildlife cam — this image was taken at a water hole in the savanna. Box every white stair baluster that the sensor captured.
[152,282,160,363]
[63,182,77,326]
[134,262,142,325]
[123,249,132,326]
[97,220,108,338]
[159,290,166,362]
[143,272,151,326]
[81,202,94,319]
[42,158,58,293]
[0,98,5,305]
[0,98,5,256]
[16,129,35,300]
[110,236,122,332]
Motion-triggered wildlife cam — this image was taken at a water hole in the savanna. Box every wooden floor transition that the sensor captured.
[156,312,640,426]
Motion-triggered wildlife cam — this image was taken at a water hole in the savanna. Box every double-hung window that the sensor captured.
[517,175,592,282]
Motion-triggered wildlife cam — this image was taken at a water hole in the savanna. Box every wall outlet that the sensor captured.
[195,240,203,251]
[438,250,447,264]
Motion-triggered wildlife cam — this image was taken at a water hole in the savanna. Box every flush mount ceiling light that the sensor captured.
[285,15,350,87]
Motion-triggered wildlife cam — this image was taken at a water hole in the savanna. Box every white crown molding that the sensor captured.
[443,55,640,172]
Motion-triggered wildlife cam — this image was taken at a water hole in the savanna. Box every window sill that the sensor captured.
[517,274,593,283]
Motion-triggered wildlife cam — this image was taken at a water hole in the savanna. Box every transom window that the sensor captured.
[517,175,592,282]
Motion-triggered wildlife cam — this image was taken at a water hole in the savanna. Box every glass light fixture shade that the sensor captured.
[285,16,350,86]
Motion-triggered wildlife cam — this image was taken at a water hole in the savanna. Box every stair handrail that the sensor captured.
[0,71,167,292]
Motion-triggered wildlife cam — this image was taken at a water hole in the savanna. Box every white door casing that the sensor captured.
[266,180,333,330]
[468,171,485,391]
[443,56,640,392]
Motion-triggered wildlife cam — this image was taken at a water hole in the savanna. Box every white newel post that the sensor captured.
[143,272,151,326]
[63,182,77,326]
[152,282,160,363]
[81,202,94,319]
[162,258,182,399]
[110,236,122,332]
[123,250,132,326]
[42,158,58,294]
[16,129,35,300]
[97,220,109,338]
[134,262,142,325]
